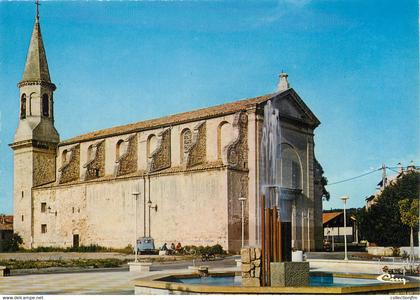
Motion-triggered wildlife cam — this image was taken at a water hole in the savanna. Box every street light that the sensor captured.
[132,191,140,263]
[238,197,246,249]
[340,195,349,261]
[147,199,158,238]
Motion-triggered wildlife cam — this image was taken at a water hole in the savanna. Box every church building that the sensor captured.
[11,11,324,252]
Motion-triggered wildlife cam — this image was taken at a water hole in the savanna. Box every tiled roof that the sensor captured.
[60,92,276,146]
[322,212,342,225]
[0,215,13,231]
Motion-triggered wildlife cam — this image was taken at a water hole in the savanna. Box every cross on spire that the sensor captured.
[35,0,40,19]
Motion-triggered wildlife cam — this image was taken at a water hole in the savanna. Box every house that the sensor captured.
[323,211,358,244]
[0,215,13,251]
[365,163,418,210]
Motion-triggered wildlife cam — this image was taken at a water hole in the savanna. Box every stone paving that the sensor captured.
[0,270,142,295]
[0,266,238,295]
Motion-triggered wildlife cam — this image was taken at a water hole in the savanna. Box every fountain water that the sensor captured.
[258,100,297,286]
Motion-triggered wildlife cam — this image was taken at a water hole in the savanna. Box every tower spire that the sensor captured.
[19,2,54,88]
[35,0,40,20]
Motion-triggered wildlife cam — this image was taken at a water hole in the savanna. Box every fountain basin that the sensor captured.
[133,270,420,295]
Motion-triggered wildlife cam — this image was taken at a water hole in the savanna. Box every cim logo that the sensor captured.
[376,273,408,285]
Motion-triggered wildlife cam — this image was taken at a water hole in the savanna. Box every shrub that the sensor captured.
[0,258,128,270]
[209,244,226,255]
[3,233,23,252]
[181,244,226,255]
[21,244,134,253]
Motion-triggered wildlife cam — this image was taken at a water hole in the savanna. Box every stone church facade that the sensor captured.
[11,14,324,252]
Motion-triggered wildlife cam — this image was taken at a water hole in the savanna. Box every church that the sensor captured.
[11,11,324,253]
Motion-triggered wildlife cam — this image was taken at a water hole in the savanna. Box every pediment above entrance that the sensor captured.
[268,89,321,129]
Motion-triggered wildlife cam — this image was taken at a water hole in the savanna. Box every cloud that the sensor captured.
[257,0,312,25]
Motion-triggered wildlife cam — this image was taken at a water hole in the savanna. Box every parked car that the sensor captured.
[136,237,156,254]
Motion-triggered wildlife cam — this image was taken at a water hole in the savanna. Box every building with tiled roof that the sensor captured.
[10,9,324,252]
[323,211,357,244]
[0,215,13,251]
[365,163,418,210]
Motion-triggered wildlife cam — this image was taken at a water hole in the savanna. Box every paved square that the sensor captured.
[0,270,142,295]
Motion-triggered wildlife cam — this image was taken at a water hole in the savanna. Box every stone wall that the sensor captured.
[115,134,137,176]
[241,248,261,287]
[13,147,34,248]
[226,111,248,170]
[227,170,248,252]
[83,140,105,180]
[186,121,206,168]
[33,148,56,186]
[32,168,230,249]
[148,128,171,172]
[58,145,80,184]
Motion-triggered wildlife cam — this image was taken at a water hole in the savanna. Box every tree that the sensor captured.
[3,233,23,252]
[399,198,419,263]
[358,171,419,247]
[321,176,330,201]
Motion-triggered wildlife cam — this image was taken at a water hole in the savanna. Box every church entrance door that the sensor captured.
[73,234,79,248]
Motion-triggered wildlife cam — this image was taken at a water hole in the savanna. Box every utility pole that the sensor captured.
[381,164,387,190]
[307,210,310,251]
[132,191,140,263]
[301,210,305,251]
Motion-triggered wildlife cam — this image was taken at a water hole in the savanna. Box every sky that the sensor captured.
[0,0,418,214]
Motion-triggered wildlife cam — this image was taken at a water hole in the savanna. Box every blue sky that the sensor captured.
[0,0,418,214]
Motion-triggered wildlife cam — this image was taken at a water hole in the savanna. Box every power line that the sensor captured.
[326,168,381,186]
[386,167,400,174]
[326,164,418,187]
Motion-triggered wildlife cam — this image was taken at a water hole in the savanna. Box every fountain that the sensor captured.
[242,99,307,287]
[132,99,419,295]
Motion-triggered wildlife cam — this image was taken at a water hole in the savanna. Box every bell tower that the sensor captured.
[10,4,59,248]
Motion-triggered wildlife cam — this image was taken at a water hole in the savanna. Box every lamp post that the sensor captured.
[132,191,140,263]
[301,210,305,251]
[147,199,158,237]
[307,210,311,251]
[340,195,349,261]
[238,197,246,249]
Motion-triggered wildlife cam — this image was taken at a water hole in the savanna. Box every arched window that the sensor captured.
[180,128,192,162]
[42,94,49,117]
[147,134,157,157]
[217,121,232,160]
[87,145,94,161]
[20,94,27,119]
[62,149,68,165]
[116,140,124,161]
[280,144,302,190]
